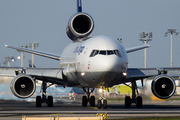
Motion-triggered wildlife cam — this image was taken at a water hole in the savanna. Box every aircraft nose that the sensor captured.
[93,56,122,72]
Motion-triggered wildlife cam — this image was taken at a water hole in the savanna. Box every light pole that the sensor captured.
[165,29,179,68]
[18,45,28,67]
[5,55,15,67]
[29,42,39,68]
[139,32,153,68]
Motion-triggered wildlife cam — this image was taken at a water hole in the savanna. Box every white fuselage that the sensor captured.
[60,35,128,88]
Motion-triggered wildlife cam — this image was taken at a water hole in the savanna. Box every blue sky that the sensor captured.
[0,0,180,68]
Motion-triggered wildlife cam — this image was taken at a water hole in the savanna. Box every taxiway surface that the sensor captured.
[0,98,180,120]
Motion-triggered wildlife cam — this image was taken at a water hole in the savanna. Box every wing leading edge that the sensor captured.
[123,67,180,83]
[126,45,150,53]
[5,45,61,60]
[125,68,160,81]
[0,67,67,86]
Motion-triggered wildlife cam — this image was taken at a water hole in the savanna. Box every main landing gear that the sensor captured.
[36,81,53,107]
[124,80,143,108]
[82,88,95,107]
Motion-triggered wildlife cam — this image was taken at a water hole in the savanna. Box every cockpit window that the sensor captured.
[99,50,106,55]
[90,49,122,57]
[114,50,122,57]
[107,50,114,55]
[90,50,99,57]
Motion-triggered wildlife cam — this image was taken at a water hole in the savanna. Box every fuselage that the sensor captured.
[60,35,128,88]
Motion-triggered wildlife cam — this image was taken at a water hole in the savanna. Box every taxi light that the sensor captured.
[123,72,127,76]
[81,72,85,76]
[99,88,103,93]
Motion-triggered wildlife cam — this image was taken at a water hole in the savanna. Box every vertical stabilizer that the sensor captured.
[77,0,82,12]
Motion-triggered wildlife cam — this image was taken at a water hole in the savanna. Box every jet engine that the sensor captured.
[66,12,94,41]
[10,74,36,98]
[151,74,176,99]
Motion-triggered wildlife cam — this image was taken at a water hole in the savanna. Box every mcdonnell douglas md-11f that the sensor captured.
[1,0,180,109]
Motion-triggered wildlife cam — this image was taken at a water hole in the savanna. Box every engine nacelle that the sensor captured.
[10,74,36,98]
[66,12,94,41]
[151,74,176,99]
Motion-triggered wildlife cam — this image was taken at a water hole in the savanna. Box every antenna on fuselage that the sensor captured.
[77,0,82,12]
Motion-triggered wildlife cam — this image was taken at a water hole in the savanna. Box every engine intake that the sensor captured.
[66,12,94,41]
[151,74,176,99]
[10,74,36,98]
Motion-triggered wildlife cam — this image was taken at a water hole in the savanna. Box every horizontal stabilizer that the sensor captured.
[5,44,61,60]
[126,45,150,53]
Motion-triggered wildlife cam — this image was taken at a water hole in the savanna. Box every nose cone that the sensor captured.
[91,56,124,72]
[84,55,127,87]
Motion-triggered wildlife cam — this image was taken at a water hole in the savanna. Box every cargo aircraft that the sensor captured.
[1,0,180,109]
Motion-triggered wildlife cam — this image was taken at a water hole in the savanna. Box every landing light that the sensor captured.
[99,88,105,93]
[123,72,127,76]
[81,72,85,76]
[99,88,103,93]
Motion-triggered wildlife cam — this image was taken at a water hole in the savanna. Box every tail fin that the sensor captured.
[77,0,82,12]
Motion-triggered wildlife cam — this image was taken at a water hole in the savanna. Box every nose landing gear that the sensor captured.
[81,87,108,109]
[97,99,107,109]
[97,88,107,109]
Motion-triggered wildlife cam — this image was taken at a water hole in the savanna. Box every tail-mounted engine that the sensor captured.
[10,74,36,98]
[66,12,94,41]
[151,74,176,99]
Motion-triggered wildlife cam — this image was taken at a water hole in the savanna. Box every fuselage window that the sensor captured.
[99,50,106,55]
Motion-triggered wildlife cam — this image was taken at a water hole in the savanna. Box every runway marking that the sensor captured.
[88,107,98,109]
[2,110,180,114]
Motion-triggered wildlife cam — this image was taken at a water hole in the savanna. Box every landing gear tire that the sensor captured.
[90,96,95,107]
[82,96,88,107]
[103,100,107,109]
[136,96,142,108]
[48,96,53,107]
[36,96,41,107]
[124,80,144,108]
[125,96,131,108]
[97,100,101,109]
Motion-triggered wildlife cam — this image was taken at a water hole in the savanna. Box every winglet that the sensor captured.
[77,0,82,12]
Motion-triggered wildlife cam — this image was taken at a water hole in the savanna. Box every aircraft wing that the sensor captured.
[5,45,61,60]
[125,68,160,80]
[25,68,66,85]
[126,45,150,53]
[0,67,67,86]
[123,67,180,82]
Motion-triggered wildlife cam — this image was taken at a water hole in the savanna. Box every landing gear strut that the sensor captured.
[82,88,95,107]
[97,88,107,109]
[36,81,53,107]
[125,80,142,108]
